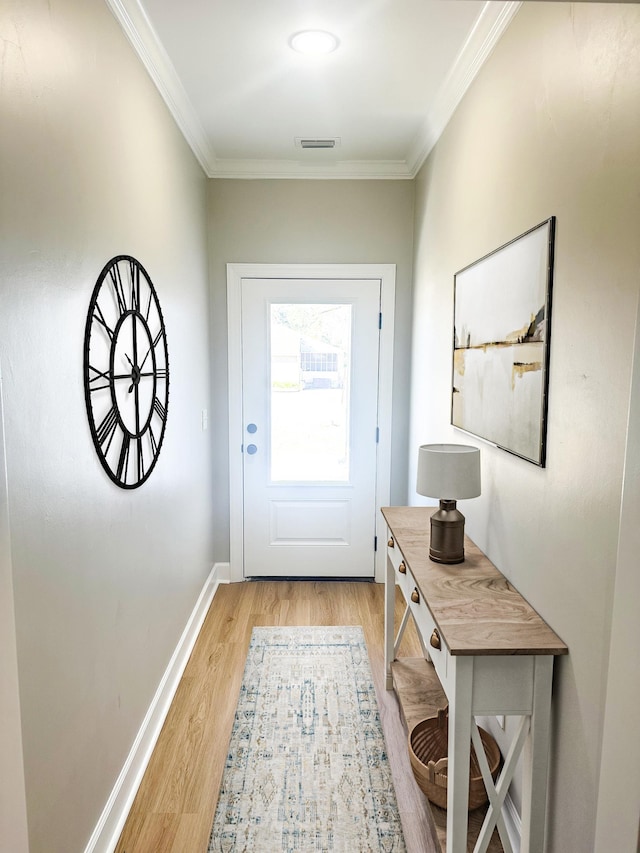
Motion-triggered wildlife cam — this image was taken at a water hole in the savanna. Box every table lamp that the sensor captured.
[416,444,481,564]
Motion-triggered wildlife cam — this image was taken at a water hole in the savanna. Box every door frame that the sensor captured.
[227,263,396,584]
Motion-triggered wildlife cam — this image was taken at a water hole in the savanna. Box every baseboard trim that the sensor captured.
[84,563,229,853]
[503,790,522,852]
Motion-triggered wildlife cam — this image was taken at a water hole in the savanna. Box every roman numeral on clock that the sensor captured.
[137,437,145,481]
[153,397,167,421]
[129,260,140,312]
[88,365,112,392]
[93,304,114,341]
[149,425,158,456]
[109,265,128,316]
[116,434,131,481]
[96,406,119,452]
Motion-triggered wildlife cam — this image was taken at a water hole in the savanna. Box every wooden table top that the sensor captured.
[381,506,568,657]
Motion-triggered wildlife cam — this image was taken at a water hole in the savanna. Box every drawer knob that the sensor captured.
[411,588,420,604]
[398,561,407,574]
[430,629,441,650]
[388,537,395,548]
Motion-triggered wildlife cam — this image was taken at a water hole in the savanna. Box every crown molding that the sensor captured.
[106,0,521,181]
[210,158,414,180]
[104,0,217,175]
[406,1,523,178]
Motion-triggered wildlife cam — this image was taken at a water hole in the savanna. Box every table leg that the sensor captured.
[521,656,554,853]
[447,656,473,853]
[384,554,395,690]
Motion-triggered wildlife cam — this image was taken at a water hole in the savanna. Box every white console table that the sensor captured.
[381,507,567,853]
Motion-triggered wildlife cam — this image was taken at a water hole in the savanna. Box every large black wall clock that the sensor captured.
[83,255,169,489]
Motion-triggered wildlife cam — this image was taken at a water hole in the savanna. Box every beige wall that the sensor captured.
[0,374,29,853]
[409,3,640,850]
[0,0,213,850]
[595,292,640,851]
[4,1,639,850]
[207,178,415,562]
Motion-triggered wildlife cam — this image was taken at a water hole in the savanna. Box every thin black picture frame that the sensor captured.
[451,217,555,467]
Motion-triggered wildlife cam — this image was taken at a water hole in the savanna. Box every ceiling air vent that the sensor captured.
[295,137,341,150]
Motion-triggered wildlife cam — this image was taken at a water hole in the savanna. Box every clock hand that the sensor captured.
[139,347,152,372]
[120,354,137,392]
[127,365,142,394]
[139,330,163,372]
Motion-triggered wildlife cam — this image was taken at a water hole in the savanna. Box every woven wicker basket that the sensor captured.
[408,708,501,810]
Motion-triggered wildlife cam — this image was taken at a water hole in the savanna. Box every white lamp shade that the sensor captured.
[416,444,481,500]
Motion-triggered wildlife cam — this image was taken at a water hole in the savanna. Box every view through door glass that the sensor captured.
[270,303,352,483]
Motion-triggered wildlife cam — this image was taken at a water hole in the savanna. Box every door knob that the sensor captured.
[247,423,258,434]
[246,444,258,455]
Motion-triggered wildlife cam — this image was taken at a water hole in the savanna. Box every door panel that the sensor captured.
[241,278,380,577]
[269,500,351,544]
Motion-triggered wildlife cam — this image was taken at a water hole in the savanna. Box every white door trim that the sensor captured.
[227,263,396,584]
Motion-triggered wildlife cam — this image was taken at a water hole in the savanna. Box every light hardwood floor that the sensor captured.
[115,580,445,852]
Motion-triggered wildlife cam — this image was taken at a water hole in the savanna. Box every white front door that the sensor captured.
[240,277,381,578]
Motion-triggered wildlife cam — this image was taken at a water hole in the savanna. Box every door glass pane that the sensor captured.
[270,303,352,482]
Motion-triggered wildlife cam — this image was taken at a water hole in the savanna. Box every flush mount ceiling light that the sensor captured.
[289,30,340,56]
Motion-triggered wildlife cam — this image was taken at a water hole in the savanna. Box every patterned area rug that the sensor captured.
[208,626,406,852]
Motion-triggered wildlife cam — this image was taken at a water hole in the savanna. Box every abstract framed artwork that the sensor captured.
[452,217,555,467]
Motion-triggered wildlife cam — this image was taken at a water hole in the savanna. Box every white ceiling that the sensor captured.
[106,0,521,179]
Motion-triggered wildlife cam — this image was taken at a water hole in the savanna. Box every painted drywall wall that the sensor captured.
[207,178,415,562]
[409,3,640,851]
[0,371,29,853]
[0,1,213,851]
[594,292,640,851]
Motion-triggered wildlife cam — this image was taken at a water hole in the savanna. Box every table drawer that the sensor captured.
[406,580,451,697]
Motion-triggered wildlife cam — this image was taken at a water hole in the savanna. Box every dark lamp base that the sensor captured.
[429,500,466,565]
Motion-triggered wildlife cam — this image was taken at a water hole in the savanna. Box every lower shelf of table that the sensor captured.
[391,657,503,853]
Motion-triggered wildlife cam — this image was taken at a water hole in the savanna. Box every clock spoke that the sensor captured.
[134,378,141,435]
[132,307,139,374]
